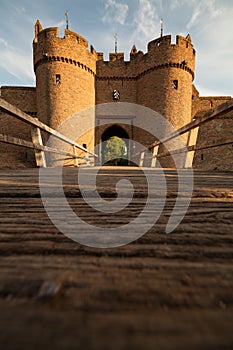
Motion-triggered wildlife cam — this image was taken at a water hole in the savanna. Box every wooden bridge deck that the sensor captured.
[0,167,233,350]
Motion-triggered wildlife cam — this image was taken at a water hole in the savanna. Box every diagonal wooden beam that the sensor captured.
[148,98,233,150]
[0,132,83,159]
[0,97,97,157]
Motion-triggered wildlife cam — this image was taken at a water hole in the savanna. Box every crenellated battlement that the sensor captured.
[96,34,195,81]
[96,37,195,84]
[34,21,195,81]
[147,34,195,51]
[33,20,95,58]
[33,20,99,81]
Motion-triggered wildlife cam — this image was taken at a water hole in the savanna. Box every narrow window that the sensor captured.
[56,74,61,84]
[201,154,204,161]
[113,90,120,100]
[210,100,213,107]
[173,80,178,90]
[76,37,79,43]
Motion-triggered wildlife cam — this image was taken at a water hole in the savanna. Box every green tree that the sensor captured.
[104,136,127,165]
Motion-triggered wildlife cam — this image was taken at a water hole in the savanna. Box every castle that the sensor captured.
[0,20,232,169]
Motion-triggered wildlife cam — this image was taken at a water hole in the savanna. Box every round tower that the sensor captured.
[135,34,195,167]
[136,34,195,131]
[33,20,97,163]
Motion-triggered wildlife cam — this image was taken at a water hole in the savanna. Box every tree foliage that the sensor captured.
[103,136,127,165]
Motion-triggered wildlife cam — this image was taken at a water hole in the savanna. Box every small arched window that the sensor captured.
[56,74,61,84]
[173,80,178,90]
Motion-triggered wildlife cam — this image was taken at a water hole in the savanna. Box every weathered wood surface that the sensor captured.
[0,167,233,350]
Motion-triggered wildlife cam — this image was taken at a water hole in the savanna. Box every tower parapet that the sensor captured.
[146,34,195,78]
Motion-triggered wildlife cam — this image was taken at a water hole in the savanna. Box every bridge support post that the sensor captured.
[139,151,145,167]
[151,146,159,167]
[73,145,79,167]
[31,121,47,168]
[184,126,199,168]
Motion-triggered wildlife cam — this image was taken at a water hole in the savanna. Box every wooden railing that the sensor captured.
[136,99,233,168]
[1,97,232,169]
[0,98,98,168]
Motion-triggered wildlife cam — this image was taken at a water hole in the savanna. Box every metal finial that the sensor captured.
[160,18,163,37]
[114,33,118,54]
[65,11,69,30]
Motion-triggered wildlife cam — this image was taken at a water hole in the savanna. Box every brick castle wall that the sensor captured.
[193,112,233,170]
[0,21,232,169]
[95,34,195,167]
[0,87,37,167]
[191,86,232,170]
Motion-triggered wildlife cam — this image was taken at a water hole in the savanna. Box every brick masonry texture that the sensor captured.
[0,21,232,169]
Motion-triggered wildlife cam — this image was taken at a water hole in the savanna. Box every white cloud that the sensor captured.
[0,38,8,47]
[186,0,221,29]
[130,0,160,46]
[189,3,233,96]
[102,0,129,25]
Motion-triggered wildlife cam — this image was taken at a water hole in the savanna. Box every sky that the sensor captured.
[0,0,232,96]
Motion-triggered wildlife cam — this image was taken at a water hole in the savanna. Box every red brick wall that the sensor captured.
[0,87,37,167]
[192,85,231,117]
[0,24,232,170]
[193,111,233,170]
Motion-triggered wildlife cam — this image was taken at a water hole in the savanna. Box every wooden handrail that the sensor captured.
[1,96,232,168]
[0,98,97,158]
[148,98,233,151]
[137,138,233,161]
[0,133,91,159]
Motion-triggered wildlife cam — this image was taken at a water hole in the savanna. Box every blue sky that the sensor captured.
[0,0,232,96]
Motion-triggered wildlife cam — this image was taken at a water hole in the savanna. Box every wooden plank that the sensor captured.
[0,168,233,349]
[0,132,81,159]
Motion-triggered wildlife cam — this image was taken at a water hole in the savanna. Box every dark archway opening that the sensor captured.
[101,125,129,166]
